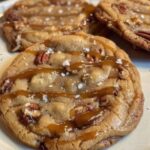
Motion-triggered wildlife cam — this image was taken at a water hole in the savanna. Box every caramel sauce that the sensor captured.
[4,56,128,83]
[45,131,98,145]
[74,109,101,128]
[8,67,62,81]
[48,109,102,135]
[83,3,95,15]
[81,87,116,99]
[25,49,83,56]
[48,122,73,136]
[1,87,116,100]
[76,131,97,141]
[25,50,38,55]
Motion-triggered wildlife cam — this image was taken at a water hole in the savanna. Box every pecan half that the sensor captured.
[35,51,50,65]
[0,79,13,94]
[116,2,128,14]
[136,30,150,40]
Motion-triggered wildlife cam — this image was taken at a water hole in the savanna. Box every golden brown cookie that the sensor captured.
[96,0,150,51]
[0,33,143,150]
[2,0,100,51]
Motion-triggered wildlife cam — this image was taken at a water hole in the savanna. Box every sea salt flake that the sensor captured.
[77,83,84,89]
[83,47,90,52]
[25,103,31,107]
[75,95,80,99]
[62,60,70,67]
[141,15,145,19]
[97,82,103,86]
[116,59,122,64]
[46,48,54,54]
[61,72,66,77]
[66,72,70,76]
[43,95,48,103]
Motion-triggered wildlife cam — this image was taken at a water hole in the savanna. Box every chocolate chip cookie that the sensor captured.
[2,0,100,51]
[0,33,144,150]
[96,0,150,51]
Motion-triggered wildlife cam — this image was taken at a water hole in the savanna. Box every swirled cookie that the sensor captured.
[96,0,150,51]
[0,33,143,150]
[2,0,100,51]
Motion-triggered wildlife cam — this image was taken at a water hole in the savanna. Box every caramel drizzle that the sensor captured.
[7,67,62,82]
[46,112,99,143]
[25,49,82,56]
[5,57,128,82]
[45,131,98,145]
[1,87,116,100]
[15,1,84,9]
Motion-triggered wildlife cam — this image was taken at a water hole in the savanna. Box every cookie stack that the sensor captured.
[0,0,145,150]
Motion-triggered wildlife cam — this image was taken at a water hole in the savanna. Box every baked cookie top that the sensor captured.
[2,0,98,51]
[96,0,150,51]
[0,33,143,150]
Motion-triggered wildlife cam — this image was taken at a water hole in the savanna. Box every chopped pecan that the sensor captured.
[19,113,38,125]
[19,103,41,125]
[85,50,101,63]
[0,79,13,94]
[5,10,22,22]
[35,51,50,65]
[116,2,128,14]
[136,30,150,40]
[118,66,129,79]
[27,103,40,110]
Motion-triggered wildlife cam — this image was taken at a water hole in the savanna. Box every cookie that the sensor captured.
[0,32,143,150]
[2,0,100,51]
[96,0,150,51]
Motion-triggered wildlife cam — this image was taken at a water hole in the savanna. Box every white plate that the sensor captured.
[0,0,150,150]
